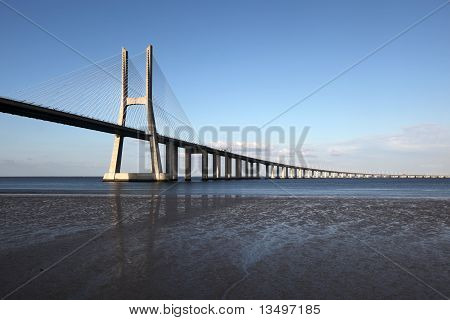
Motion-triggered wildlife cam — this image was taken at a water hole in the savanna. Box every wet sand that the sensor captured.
[0,194,449,299]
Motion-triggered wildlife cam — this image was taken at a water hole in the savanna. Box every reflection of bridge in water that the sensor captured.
[0,45,447,181]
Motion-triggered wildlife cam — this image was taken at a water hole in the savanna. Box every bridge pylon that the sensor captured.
[103,45,167,182]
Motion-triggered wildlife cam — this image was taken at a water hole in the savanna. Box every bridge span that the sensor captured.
[2,96,445,181]
[1,45,447,181]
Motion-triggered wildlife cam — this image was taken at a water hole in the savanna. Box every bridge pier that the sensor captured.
[185,148,192,181]
[213,153,221,179]
[104,46,167,182]
[256,163,260,178]
[236,158,242,178]
[166,143,178,180]
[202,150,208,180]
[225,155,232,179]
[245,160,249,178]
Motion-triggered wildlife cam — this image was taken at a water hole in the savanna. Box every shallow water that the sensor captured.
[0,178,449,299]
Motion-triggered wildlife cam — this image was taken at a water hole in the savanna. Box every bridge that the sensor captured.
[0,45,446,181]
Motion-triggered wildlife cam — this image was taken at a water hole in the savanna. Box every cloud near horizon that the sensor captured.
[306,124,450,174]
[206,124,450,175]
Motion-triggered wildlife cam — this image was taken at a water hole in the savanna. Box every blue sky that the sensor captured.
[0,0,449,175]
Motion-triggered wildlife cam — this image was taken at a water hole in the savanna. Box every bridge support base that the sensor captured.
[103,172,170,182]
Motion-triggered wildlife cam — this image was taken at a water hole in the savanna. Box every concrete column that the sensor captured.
[250,162,254,177]
[165,143,178,180]
[294,168,298,178]
[265,164,270,178]
[107,48,128,176]
[236,158,242,178]
[271,165,276,178]
[256,163,260,178]
[185,148,191,181]
[201,150,208,180]
[145,45,162,179]
[276,165,280,178]
[245,160,249,178]
[225,155,231,179]
[213,154,221,179]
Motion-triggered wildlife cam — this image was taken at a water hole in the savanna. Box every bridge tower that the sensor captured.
[103,45,166,181]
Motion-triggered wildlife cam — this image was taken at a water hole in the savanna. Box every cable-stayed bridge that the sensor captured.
[0,45,446,181]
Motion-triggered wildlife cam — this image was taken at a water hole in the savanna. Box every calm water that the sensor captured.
[0,177,449,299]
[0,176,449,198]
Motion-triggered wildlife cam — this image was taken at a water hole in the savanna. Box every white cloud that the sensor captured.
[306,124,450,175]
